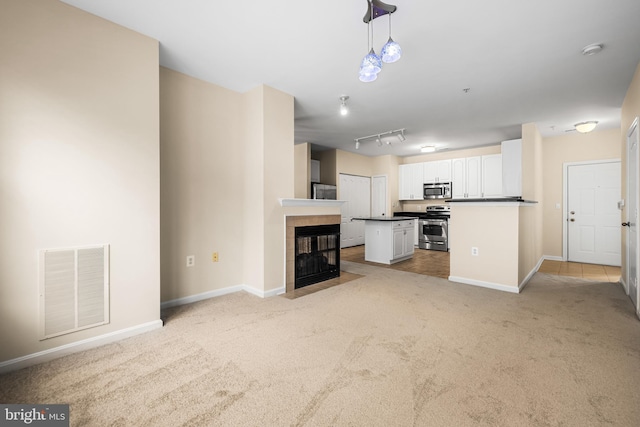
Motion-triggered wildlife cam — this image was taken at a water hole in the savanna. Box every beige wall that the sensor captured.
[0,0,160,362]
[261,86,295,293]
[541,128,622,257]
[519,124,544,282]
[294,143,310,198]
[160,68,245,301]
[621,61,640,302]
[449,205,520,288]
[163,78,294,299]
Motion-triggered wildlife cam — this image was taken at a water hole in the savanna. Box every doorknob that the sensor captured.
[622,222,630,227]
[570,211,575,215]
[570,219,575,222]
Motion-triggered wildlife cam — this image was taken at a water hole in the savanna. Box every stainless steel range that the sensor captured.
[419,205,450,251]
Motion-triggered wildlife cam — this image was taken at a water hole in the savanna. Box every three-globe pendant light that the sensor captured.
[359,1,402,83]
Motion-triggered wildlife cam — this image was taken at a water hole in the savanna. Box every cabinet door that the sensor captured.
[423,161,438,183]
[404,224,415,255]
[398,164,413,200]
[310,159,320,183]
[451,158,466,198]
[466,156,482,198]
[437,160,452,183]
[501,139,522,197]
[393,228,405,258]
[482,154,503,197]
[410,163,424,199]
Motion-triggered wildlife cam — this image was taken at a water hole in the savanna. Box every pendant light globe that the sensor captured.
[381,37,402,63]
[360,48,382,75]
[358,71,378,82]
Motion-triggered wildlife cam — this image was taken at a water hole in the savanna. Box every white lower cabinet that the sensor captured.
[364,219,415,264]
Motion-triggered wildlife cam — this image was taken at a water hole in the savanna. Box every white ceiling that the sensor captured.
[61,0,640,157]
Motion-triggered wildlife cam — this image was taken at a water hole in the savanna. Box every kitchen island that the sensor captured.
[352,217,416,264]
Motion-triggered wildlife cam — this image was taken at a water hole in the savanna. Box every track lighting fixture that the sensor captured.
[354,128,406,150]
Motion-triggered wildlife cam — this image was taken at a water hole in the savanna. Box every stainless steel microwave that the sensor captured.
[423,182,452,199]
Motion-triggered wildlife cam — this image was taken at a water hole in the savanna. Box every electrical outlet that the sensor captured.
[471,247,479,256]
[212,252,219,262]
[186,255,195,267]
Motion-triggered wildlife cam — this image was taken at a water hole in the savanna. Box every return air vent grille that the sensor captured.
[39,245,110,340]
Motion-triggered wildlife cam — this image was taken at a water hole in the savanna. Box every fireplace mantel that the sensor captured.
[279,198,346,207]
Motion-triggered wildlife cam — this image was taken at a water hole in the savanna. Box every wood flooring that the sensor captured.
[341,245,622,283]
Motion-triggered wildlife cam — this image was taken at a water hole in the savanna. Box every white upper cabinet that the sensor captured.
[423,160,452,183]
[481,154,503,197]
[399,163,424,200]
[451,158,466,198]
[452,156,482,198]
[501,139,522,197]
[310,159,320,183]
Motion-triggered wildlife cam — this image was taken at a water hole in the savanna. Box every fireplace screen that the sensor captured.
[294,224,340,288]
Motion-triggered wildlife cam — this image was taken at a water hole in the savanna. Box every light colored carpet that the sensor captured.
[1,261,639,426]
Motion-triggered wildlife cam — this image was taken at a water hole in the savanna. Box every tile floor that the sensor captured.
[341,245,622,283]
[538,259,621,282]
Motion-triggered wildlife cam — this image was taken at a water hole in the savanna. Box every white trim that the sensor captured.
[0,319,163,374]
[160,284,286,310]
[518,256,545,292]
[544,255,565,261]
[279,198,346,207]
[160,285,245,309]
[562,158,621,261]
[243,285,286,298]
[448,276,520,293]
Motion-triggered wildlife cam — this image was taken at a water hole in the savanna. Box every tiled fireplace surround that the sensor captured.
[285,214,342,293]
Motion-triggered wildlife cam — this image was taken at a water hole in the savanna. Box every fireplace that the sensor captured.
[285,215,342,292]
[295,224,340,289]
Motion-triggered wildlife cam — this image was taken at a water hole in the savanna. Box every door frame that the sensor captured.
[371,174,388,217]
[625,117,639,317]
[562,158,621,261]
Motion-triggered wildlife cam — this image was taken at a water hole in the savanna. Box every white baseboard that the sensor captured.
[519,256,545,292]
[448,276,520,294]
[161,285,245,309]
[543,255,564,261]
[0,320,163,374]
[161,284,286,310]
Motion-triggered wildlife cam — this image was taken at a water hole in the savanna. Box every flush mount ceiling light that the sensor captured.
[581,43,603,56]
[420,145,437,153]
[339,95,349,116]
[574,121,599,133]
[359,0,401,82]
[354,128,406,149]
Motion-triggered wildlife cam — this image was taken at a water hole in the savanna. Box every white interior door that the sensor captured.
[567,161,621,265]
[626,119,638,311]
[371,175,387,217]
[340,174,371,248]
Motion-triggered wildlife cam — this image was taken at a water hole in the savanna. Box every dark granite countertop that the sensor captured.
[446,197,537,203]
[352,216,417,221]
